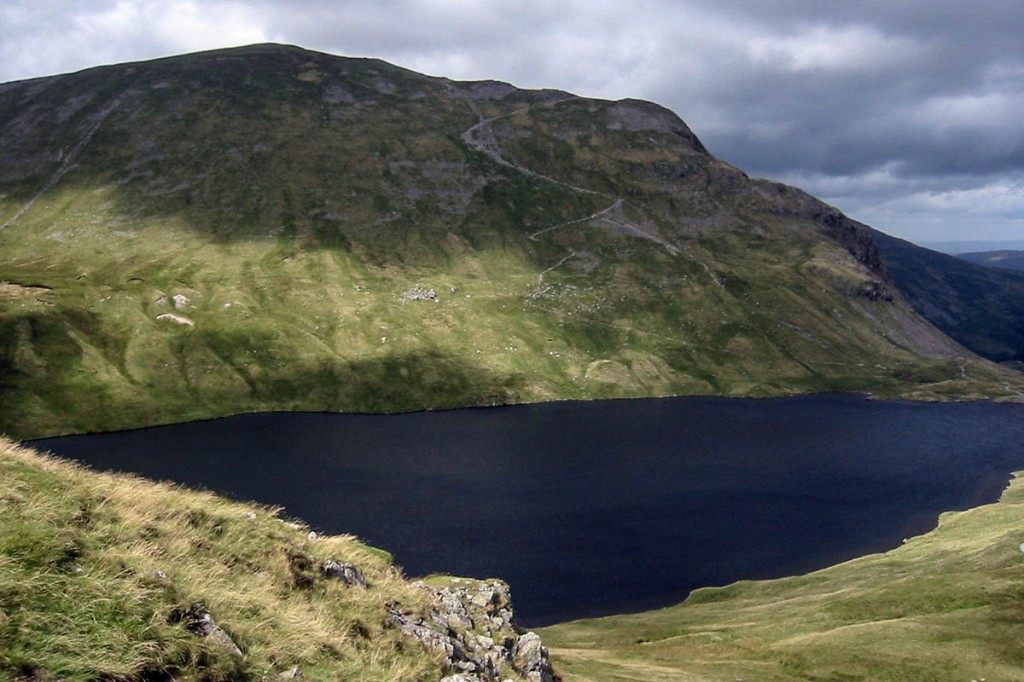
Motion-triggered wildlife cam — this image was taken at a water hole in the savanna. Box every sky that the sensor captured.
[2,0,1023,247]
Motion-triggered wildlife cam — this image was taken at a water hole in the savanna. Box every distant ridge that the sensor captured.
[923,239,1024,254]
[957,250,1024,272]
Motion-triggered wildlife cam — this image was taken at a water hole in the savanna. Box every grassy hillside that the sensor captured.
[0,436,450,680]
[541,472,1024,681]
[2,44,1022,439]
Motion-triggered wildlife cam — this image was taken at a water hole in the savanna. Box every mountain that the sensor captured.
[957,250,1024,272]
[5,44,1024,682]
[1,43,1021,439]
[870,234,1024,362]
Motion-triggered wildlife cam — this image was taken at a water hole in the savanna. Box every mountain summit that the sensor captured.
[0,44,1020,437]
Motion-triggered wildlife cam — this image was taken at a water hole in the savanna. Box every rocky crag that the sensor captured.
[391,578,556,682]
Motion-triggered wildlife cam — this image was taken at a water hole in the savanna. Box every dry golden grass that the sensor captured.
[0,437,443,681]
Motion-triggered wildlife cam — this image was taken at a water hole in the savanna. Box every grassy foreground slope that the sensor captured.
[541,474,1024,681]
[0,436,446,681]
[2,44,1022,439]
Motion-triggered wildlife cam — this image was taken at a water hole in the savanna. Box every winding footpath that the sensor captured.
[460,104,602,199]
[458,97,694,288]
[457,97,624,283]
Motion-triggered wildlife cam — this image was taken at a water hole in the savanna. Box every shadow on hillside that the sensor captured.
[871,230,1024,362]
[0,321,524,439]
[259,349,523,414]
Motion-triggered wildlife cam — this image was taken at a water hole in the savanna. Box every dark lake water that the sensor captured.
[29,394,1024,626]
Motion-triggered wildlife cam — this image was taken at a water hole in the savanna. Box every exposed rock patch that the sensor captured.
[854,280,894,302]
[400,286,438,303]
[606,99,710,155]
[462,80,518,101]
[390,578,556,682]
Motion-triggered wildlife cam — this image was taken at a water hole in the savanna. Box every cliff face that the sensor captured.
[1,44,1021,438]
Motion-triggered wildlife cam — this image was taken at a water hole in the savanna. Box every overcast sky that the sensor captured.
[3,0,1023,247]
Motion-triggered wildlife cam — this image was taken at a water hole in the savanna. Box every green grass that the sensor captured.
[2,187,1021,440]
[540,473,1024,681]
[0,436,446,681]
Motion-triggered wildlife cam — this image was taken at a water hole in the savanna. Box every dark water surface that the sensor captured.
[30,394,1024,626]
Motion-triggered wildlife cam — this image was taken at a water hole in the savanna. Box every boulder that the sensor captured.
[320,559,367,587]
[171,603,242,656]
[155,312,194,327]
[514,632,556,682]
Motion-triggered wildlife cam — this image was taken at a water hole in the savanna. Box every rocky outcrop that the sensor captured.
[606,98,710,156]
[748,178,888,280]
[389,578,557,682]
[320,559,367,587]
